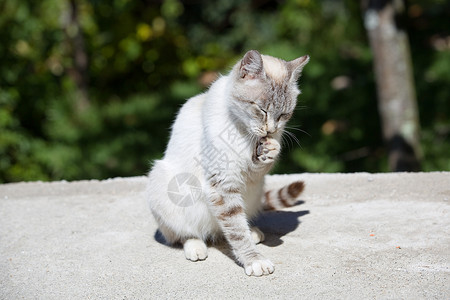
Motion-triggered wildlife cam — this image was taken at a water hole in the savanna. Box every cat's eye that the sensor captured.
[250,102,267,115]
[278,113,291,121]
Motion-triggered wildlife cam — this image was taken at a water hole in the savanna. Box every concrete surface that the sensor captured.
[0,172,449,299]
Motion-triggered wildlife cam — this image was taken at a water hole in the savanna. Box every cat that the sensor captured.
[147,50,309,276]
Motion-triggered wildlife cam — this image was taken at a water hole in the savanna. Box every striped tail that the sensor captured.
[263,181,305,210]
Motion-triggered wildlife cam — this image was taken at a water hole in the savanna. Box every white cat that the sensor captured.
[147,50,309,276]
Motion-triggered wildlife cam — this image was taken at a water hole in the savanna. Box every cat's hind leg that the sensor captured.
[250,226,265,244]
[183,238,208,261]
[157,222,180,245]
[148,160,200,245]
[148,160,214,261]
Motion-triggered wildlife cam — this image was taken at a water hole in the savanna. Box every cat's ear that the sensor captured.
[288,55,310,82]
[239,50,264,80]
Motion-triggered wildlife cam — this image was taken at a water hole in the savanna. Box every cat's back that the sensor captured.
[175,92,206,127]
[163,76,230,163]
[163,91,207,160]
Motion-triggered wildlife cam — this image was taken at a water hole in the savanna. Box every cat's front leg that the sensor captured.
[255,137,280,164]
[208,186,274,276]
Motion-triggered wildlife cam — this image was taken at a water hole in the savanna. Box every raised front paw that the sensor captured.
[244,257,275,276]
[256,137,280,163]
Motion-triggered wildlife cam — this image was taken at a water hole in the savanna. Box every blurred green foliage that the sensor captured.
[0,0,449,182]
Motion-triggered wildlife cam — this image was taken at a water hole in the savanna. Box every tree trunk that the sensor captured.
[62,0,90,112]
[362,0,422,171]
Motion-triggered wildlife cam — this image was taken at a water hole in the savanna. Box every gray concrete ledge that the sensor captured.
[1,172,449,299]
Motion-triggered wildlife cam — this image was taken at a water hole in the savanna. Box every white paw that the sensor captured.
[250,227,265,244]
[256,137,280,164]
[183,239,208,261]
[244,258,275,276]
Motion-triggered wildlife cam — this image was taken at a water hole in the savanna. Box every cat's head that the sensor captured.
[229,50,309,138]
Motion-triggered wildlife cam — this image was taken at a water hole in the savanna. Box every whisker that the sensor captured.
[295,105,308,111]
[286,132,297,149]
[282,131,291,149]
[284,130,303,149]
[285,126,311,137]
[281,132,293,150]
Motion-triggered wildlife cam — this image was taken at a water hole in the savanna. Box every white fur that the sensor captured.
[261,55,288,81]
[147,76,266,242]
[183,239,208,261]
[244,259,274,276]
[147,50,309,276]
[250,227,265,244]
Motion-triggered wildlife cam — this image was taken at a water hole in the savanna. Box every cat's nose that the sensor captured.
[264,128,277,137]
[265,120,276,135]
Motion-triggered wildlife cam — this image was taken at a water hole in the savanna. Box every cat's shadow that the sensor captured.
[252,200,309,247]
[154,200,309,253]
